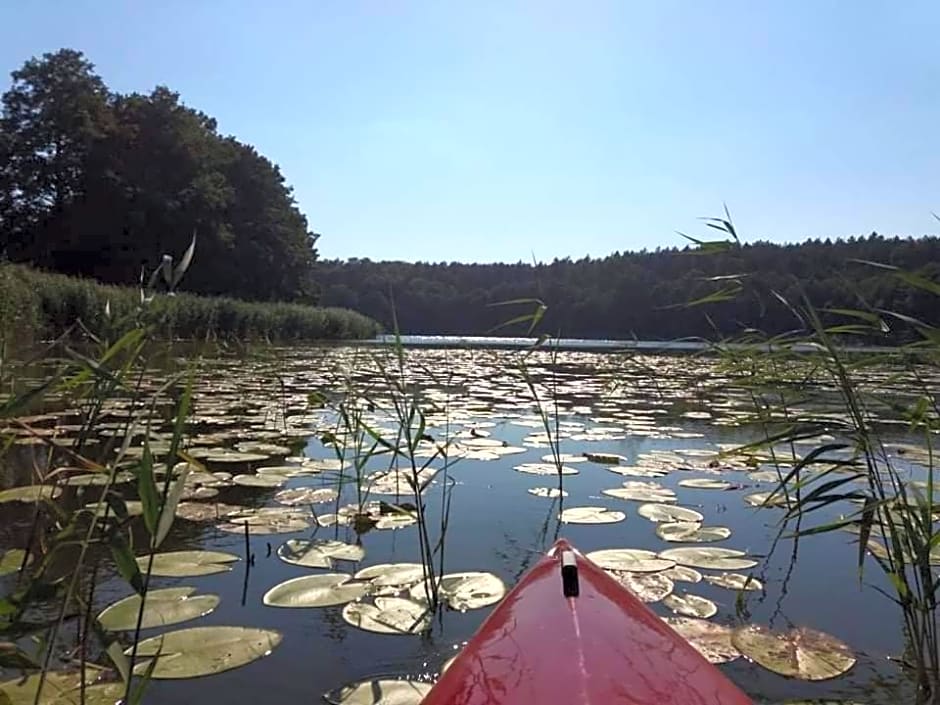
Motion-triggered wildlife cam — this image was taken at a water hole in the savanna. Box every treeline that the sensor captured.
[316,234,940,339]
[0,263,379,345]
[0,50,318,303]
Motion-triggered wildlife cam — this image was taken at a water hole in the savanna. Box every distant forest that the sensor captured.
[315,234,940,339]
[0,50,319,303]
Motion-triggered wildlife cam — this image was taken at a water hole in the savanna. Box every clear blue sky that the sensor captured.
[2,1,938,263]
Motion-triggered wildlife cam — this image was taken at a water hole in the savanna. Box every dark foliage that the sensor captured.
[316,234,940,340]
[0,50,319,303]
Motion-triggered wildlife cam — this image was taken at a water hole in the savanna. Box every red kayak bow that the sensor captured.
[423,538,753,705]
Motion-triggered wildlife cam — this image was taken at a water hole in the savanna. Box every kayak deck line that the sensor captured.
[422,538,754,705]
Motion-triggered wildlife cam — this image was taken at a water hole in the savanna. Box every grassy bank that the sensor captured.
[0,263,380,344]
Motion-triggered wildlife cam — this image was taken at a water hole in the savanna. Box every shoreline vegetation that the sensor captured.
[0,263,380,345]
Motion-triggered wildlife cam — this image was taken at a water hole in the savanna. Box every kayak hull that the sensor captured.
[423,539,752,705]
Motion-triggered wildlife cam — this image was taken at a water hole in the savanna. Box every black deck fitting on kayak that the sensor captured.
[561,550,579,597]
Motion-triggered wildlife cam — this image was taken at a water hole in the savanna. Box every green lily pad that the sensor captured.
[277,539,365,568]
[584,452,626,464]
[658,547,758,570]
[232,473,286,488]
[607,570,674,602]
[608,466,669,478]
[263,573,369,607]
[129,625,282,678]
[638,503,704,523]
[354,563,426,591]
[0,672,123,705]
[274,487,338,505]
[342,597,430,634]
[513,463,579,476]
[409,571,506,611]
[560,506,626,524]
[663,617,740,664]
[218,507,312,534]
[585,548,675,573]
[678,478,733,490]
[731,625,856,681]
[703,573,763,591]
[603,481,677,503]
[744,491,788,508]
[656,523,732,543]
[98,587,219,630]
[325,679,433,705]
[662,565,703,583]
[138,550,239,577]
[0,549,31,576]
[663,593,718,618]
[540,453,586,464]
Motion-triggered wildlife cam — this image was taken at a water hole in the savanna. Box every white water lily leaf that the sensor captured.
[0,485,61,503]
[663,593,718,619]
[205,452,270,464]
[410,572,506,611]
[0,672,124,705]
[342,597,430,634]
[678,478,733,490]
[316,512,352,527]
[659,547,758,570]
[98,587,219,630]
[662,565,703,583]
[731,625,856,681]
[129,625,282,678]
[274,487,338,505]
[663,617,740,664]
[744,491,788,508]
[584,452,626,464]
[703,573,764,591]
[231,473,286,488]
[608,466,668,478]
[263,573,369,607]
[175,502,243,522]
[139,550,239,577]
[527,487,568,498]
[541,453,586,464]
[355,563,426,589]
[637,504,704,523]
[513,463,579,476]
[585,548,675,573]
[219,507,312,535]
[603,481,677,503]
[0,549,31,576]
[607,571,674,602]
[560,506,626,524]
[656,523,732,543]
[277,539,365,568]
[375,513,418,530]
[325,679,433,705]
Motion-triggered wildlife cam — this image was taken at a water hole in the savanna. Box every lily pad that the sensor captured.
[661,565,703,583]
[277,539,365,568]
[274,487,338,505]
[342,597,430,634]
[129,625,282,678]
[375,513,418,530]
[656,523,732,543]
[731,625,856,681]
[603,481,677,503]
[513,463,579,476]
[637,504,704,523]
[218,507,312,534]
[409,572,506,611]
[560,506,626,524]
[355,563,426,590]
[527,487,568,498]
[744,491,789,508]
[175,502,243,522]
[205,452,270,464]
[541,453,587,464]
[607,571,674,602]
[659,547,758,570]
[608,466,669,478]
[0,672,123,705]
[232,473,286,488]
[703,573,764,591]
[98,587,219,630]
[663,593,718,619]
[263,573,369,607]
[663,617,740,664]
[585,548,675,573]
[138,550,239,577]
[678,478,733,490]
[0,485,61,503]
[0,549,31,576]
[584,452,626,464]
[325,679,433,705]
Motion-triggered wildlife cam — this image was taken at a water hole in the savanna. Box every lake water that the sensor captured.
[0,343,928,704]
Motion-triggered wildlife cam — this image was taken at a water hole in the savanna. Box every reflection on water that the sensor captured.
[0,344,929,704]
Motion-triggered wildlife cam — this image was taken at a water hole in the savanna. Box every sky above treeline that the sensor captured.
[2,1,938,263]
